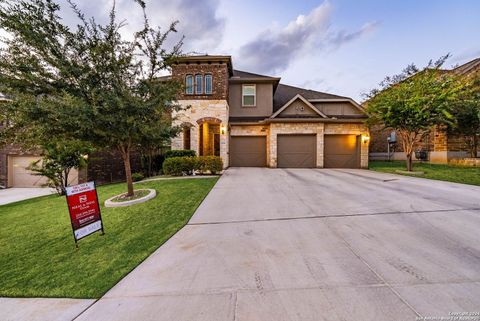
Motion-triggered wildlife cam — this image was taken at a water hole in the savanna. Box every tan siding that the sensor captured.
[228,83,273,117]
[277,99,318,117]
[313,102,363,116]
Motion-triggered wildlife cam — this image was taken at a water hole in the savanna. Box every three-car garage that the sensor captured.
[230,133,361,169]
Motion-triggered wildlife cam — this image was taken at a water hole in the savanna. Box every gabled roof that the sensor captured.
[273,84,349,112]
[231,70,280,81]
[270,94,327,119]
[452,57,480,75]
[230,70,281,90]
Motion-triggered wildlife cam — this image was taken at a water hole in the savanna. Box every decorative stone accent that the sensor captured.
[172,99,229,168]
[197,117,222,124]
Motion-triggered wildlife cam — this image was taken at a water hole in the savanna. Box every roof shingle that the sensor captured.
[273,84,349,112]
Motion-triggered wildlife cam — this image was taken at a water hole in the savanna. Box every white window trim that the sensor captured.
[205,74,213,95]
[195,74,203,94]
[185,75,193,94]
[242,84,256,107]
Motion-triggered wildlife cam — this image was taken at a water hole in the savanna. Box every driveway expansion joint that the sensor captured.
[188,207,480,226]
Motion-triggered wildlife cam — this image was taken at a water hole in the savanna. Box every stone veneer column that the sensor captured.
[172,100,229,168]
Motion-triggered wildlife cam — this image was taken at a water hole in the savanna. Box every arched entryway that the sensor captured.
[196,117,222,156]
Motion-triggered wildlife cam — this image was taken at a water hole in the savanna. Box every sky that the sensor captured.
[29,0,480,101]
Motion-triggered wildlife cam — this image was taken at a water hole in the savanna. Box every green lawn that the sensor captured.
[0,177,218,299]
[369,161,480,186]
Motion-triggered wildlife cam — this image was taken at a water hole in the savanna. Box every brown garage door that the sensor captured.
[324,135,360,168]
[230,136,266,167]
[277,134,316,168]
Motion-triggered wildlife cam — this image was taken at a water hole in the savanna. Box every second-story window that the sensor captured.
[242,84,256,106]
[185,75,193,94]
[195,74,203,94]
[205,74,213,94]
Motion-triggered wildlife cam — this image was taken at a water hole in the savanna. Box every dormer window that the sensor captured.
[242,84,256,106]
[195,74,203,94]
[205,74,213,94]
[185,75,193,94]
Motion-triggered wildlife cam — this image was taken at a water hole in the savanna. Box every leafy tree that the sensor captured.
[449,73,480,158]
[0,0,184,196]
[29,140,92,195]
[365,56,464,171]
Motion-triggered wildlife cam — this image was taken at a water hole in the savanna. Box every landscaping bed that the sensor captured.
[369,161,480,186]
[110,189,150,202]
[0,177,218,298]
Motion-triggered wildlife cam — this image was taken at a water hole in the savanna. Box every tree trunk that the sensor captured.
[471,135,478,158]
[119,146,134,197]
[62,168,70,195]
[399,130,418,172]
[406,152,413,171]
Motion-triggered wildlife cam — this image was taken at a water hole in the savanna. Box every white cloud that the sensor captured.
[58,0,225,52]
[235,1,378,75]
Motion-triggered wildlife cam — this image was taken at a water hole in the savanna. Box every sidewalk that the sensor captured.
[0,298,94,321]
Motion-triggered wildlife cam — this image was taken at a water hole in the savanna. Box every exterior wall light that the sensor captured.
[361,134,370,144]
[220,125,226,135]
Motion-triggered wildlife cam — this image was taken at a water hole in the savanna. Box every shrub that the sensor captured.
[196,156,223,174]
[163,157,196,176]
[164,149,196,159]
[131,172,144,182]
[141,153,165,177]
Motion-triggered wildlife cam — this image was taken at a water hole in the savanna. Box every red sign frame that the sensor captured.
[65,181,104,244]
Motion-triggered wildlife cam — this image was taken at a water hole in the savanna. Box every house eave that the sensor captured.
[264,118,366,124]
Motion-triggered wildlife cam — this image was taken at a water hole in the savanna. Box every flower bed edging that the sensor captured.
[104,189,156,208]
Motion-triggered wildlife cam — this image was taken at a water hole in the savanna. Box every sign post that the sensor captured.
[65,181,104,247]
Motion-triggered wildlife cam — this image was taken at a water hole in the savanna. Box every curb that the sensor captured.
[104,189,156,207]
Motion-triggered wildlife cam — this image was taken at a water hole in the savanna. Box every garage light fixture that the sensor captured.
[220,125,226,135]
[361,134,370,144]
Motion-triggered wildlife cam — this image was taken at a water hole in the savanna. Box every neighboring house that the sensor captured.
[0,93,142,188]
[170,55,369,169]
[369,57,480,163]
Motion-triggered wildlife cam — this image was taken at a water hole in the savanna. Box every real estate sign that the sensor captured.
[65,181,104,243]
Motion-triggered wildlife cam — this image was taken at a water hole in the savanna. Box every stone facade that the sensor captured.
[172,99,229,168]
[230,122,369,168]
[171,62,229,101]
[324,123,369,168]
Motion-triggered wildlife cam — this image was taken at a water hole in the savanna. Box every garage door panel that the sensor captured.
[10,156,79,187]
[324,135,360,168]
[11,156,48,187]
[277,135,316,168]
[230,136,266,167]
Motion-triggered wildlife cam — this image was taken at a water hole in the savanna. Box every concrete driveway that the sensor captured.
[77,168,480,321]
[0,187,55,206]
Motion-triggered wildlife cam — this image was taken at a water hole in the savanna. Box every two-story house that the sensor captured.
[171,55,369,168]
